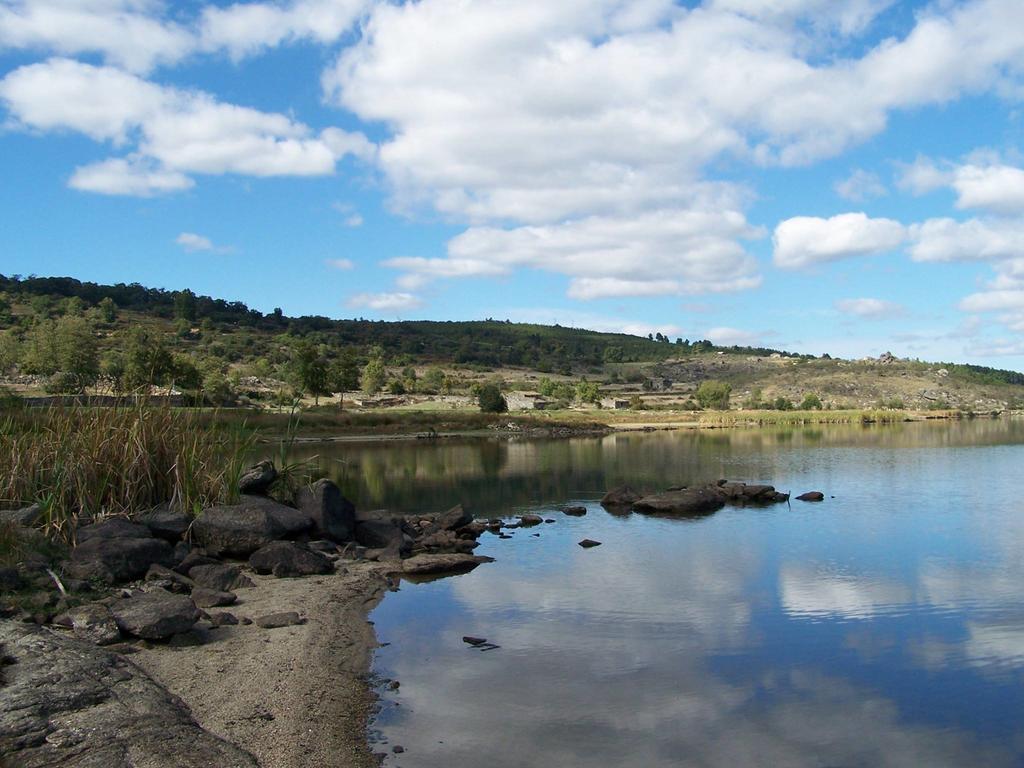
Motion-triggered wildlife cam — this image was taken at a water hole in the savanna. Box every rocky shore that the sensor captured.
[0,460,495,767]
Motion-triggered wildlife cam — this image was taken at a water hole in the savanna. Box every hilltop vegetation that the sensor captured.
[0,273,1022,414]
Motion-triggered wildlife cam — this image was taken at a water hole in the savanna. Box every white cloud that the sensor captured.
[704,326,762,346]
[200,0,367,60]
[834,169,887,202]
[175,231,233,253]
[0,58,373,194]
[906,218,1024,263]
[69,156,193,196]
[773,212,905,268]
[898,154,1024,214]
[959,289,1024,313]
[500,307,682,339]
[895,156,951,195]
[0,0,193,73]
[835,297,904,319]
[326,258,355,270]
[347,291,422,312]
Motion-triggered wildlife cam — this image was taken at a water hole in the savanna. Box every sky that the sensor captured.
[2,1,1024,368]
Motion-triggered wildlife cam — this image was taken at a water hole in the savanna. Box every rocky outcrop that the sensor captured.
[237,460,277,495]
[0,503,43,527]
[0,621,258,767]
[77,518,152,543]
[248,541,334,578]
[109,592,200,640]
[632,488,726,517]
[400,553,494,575]
[295,479,355,543]
[63,603,121,646]
[192,496,312,557]
[600,486,642,508]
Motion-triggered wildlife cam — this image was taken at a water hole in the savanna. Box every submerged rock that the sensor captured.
[562,506,587,516]
[0,622,259,767]
[248,541,334,578]
[518,514,543,527]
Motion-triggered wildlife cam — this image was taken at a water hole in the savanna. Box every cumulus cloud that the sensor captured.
[0,58,373,195]
[347,291,422,312]
[899,154,1024,214]
[835,297,904,319]
[906,218,1024,263]
[773,212,905,268]
[834,169,887,202]
[176,231,232,253]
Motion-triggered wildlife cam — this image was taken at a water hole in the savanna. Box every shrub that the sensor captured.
[477,383,507,413]
[799,393,823,410]
[695,380,731,410]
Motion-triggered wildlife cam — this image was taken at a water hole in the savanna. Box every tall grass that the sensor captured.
[0,404,255,541]
[696,409,916,427]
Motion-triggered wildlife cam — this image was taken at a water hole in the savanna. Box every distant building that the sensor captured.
[601,397,630,410]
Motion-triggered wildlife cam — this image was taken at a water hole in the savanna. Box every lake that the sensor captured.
[294,419,1024,767]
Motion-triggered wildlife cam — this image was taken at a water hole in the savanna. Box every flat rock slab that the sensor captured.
[110,592,200,640]
[65,603,121,646]
[0,621,258,767]
[191,588,237,608]
[188,563,255,592]
[400,554,494,575]
[633,488,726,517]
[600,486,643,507]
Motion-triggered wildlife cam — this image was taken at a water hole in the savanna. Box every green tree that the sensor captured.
[0,330,21,374]
[477,383,507,413]
[329,349,360,392]
[421,366,445,393]
[292,340,329,405]
[361,356,387,395]
[602,345,624,363]
[63,296,86,316]
[27,316,100,393]
[800,393,823,410]
[576,380,600,404]
[173,289,197,322]
[695,380,731,410]
[98,296,117,323]
[774,396,794,411]
[122,328,175,391]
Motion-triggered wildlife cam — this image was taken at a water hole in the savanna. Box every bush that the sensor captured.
[695,380,731,410]
[799,394,822,410]
[477,383,507,413]
[774,397,794,411]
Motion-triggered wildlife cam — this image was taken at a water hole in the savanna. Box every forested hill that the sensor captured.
[0,274,792,368]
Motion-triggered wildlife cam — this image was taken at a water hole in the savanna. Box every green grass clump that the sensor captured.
[696,409,914,427]
[0,404,255,541]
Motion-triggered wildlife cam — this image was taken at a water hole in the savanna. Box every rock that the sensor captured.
[77,517,153,543]
[137,504,192,542]
[0,622,259,767]
[174,550,219,575]
[109,592,200,640]
[717,482,784,504]
[295,479,356,542]
[601,485,642,507]
[238,460,277,495]
[67,536,174,584]
[307,539,339,553]
[209,612,238,627]
[65,602,122,645]
[0,503,44,527]
[563,506,587,516]
[191,588,237,608]
[0,566,22,592]
[462,636,487,646]
[518,514,543,526]
[632,488,725,517]
[248,541,334,578]
[254,611,303,629]
[192,496,313,557]
[797,491,825,502]
[145,563,195,593]
[393,745,405,754]
[438,504,473,531]
[188,563,255,591]
[400,554,495,575]
[544,518,555,523]
[578,539,602,548]
[355,519,406,551]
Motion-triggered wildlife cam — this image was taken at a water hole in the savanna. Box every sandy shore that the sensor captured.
[133,561,394,768]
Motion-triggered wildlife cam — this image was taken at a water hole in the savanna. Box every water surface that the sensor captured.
[300,421,1024,767]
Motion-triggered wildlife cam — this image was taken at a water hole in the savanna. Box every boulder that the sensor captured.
[67,536,174,584]
[174,551,219,575]
[355,519,405,551]
[0,503,44,527]
[518,514,543,527]
[65,602,121,645]
[209,612,238,628]
[563,506,587,516]
[601,486,642,507]
[248,541,334,578]
[188,563,255,592]
[578,539,602,548]
[295,479,355,542]
[0,622,259,767]
[192,496,313,557]
[77,517,152,544]
[145,563,195,593]
[400,553,494,575]
[137,505,192,542]
[797,491,825,502]
[255,611,303,629]
[238,460,277,495]
[109,592,200,640]
[0,566,22,592]
[718,482,785,504]
[438,504,473,531]
[633,488,725,517]
[191,588,237,608]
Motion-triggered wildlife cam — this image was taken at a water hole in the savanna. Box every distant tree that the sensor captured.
[421,366,445,393]
[329,349,360,393]
[477,383,507,413]
[774,396,794,411]
[63,296,86,316]
[602,345,624,363]
[361,356,387,395]
[800,393,823,410]
[0,330,19,373]
[122,327,175,391]
[744,388,764,410]
[388,378,406,395]
[173,289,197,322]
[30,316,99,393]
[538,377,556,397]
[98,296,117,323]
[695,380,731,410]
[576,380,600,404]
[292,340,329,405]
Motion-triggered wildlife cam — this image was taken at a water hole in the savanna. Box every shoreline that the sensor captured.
[133,562,393,768]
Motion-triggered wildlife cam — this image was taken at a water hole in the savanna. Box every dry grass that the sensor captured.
[0,404,255,541]
[695,409,916,427]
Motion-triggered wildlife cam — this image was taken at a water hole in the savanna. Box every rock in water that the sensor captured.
[578,539,602,548]
[295,478,356,542]
[462,636,487,646]
[563,506,587,516]
[400,554,494,575]
[632,488,725,517]
[518,514,543,526]
[238,460,278,495]
[109,592,200,640]
[438,504,473,531]
[248,541,334,577]
[600,486,643,507]
[796,491,825,502]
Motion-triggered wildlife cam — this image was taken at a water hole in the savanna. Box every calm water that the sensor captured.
[296,420,1024,767]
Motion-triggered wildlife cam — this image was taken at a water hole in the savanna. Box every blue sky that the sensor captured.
[2,1,1024,368]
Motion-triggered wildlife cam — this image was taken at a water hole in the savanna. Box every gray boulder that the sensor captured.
[77,517,152,543]
[67,537,174,584]
[137,505,192,542]
[109,592,200,640]
[518,514,543,526]
[438,504,473,531]
[238,460,277,495]
[633,488,725,517]
[400,553,494,575]
[601,485,643,508]
[249,541,334,578]
[65,602,122,646]
[255,611,304,629]
[0,621,258,767]
[0,503,44,527]
[190,588,236,608]
[188,563,255,591]
[192,496,312,557]
[295,479,355,542]
[355,518,405,550]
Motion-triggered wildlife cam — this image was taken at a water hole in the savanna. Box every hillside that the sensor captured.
[0,274,1022,414]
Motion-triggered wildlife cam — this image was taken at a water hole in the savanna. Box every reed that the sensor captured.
[696,409,914,427]
[0,404,255,541]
